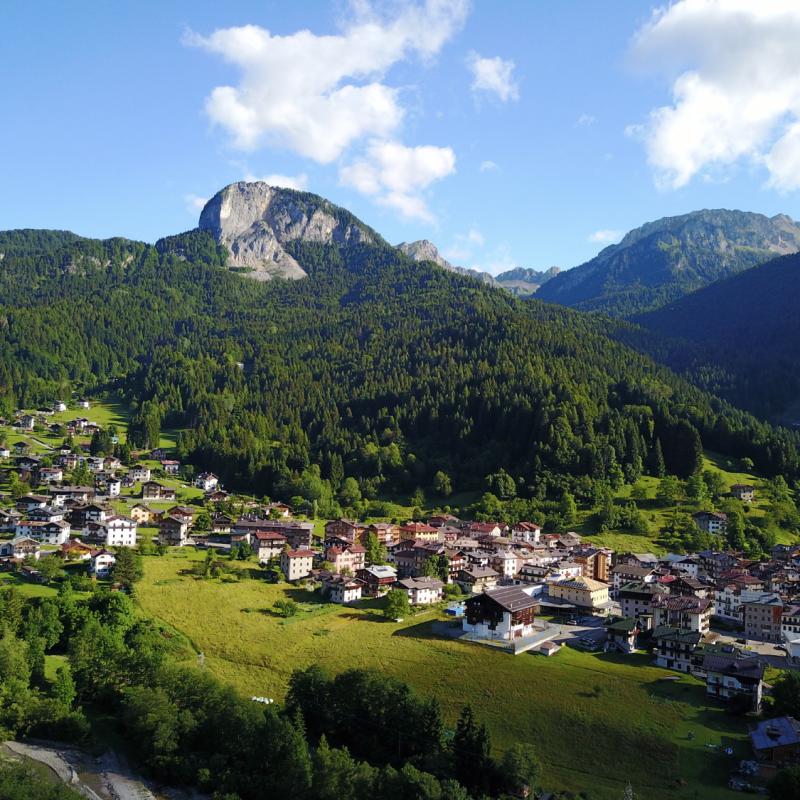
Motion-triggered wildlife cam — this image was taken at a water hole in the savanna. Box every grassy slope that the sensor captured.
[137,550,745,800]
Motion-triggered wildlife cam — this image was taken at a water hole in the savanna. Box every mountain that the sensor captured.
[629,251,800,424]
[536,209,800,316]
[495,266,560,297]
[397,240,559,295]
[199,181,378,280]
[0,185,798,500]
[397,239,499,286]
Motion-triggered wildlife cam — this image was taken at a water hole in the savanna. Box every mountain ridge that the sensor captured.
[536,208,800,316]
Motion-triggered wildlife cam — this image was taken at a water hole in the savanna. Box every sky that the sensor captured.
[3,0,800,274]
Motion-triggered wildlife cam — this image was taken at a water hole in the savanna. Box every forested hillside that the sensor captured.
[536,209,800,316]
[627,252,800,424]
[1,195,798,506]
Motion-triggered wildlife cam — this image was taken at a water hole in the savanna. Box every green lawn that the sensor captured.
[137,551,746,800]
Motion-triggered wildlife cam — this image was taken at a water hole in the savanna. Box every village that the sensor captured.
[2,403,800,795]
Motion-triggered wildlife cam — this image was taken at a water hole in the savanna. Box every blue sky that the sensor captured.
[3,0,800,273]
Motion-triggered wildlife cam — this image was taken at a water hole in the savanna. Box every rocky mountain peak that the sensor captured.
[198,181,375,280]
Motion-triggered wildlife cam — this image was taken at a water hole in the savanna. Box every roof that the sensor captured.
[284,549,315,558]
[556,576,607,592]
[360,565,397,579]
[703,654,764,680]
[605,617,639,633]
[476,585,539,613]
[461,566,499,579]
[750,717,800,751]
[397,577,444,591]
[693,511,728,521]
[610,564,654,577]
[651,625,703,645]
[652,595,711,613]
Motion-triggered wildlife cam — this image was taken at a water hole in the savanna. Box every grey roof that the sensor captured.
[750,716,800,751]
[477,585,539,613]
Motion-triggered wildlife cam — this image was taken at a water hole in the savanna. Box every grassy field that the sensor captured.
[137,550,746,800]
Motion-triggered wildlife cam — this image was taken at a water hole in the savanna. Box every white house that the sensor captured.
[89,550,115,578]
[78,399,90,409]
[492,549,521,579]
[0,537,41,561]
[511,522,542,544]
[280,549,315,581]
[462,585,539,641]
[17,519,71,545]
[96,476,121,497]
[87,516,137,547]
[129,465,151,482]
[53,401,67,413]
[194,472,219,492]
[321,573,363,604]
[0,447,10,459]
[397,576,444,605]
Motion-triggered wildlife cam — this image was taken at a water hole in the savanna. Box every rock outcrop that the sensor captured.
[199,182,375,280]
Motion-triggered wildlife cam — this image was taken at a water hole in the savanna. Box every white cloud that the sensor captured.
[467,52,519,102]
[588,229,622,244]
[444,227,485,261]
[479,160,498,172]
[467,228,484,246]
[244,172,309,190]
[577,113,596,127]
[184,194,209,214]
[631,0,800,191]
[340,139,456,222]
[186,1,468,162]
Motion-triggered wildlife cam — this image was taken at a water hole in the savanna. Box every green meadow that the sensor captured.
[137,550,746,800]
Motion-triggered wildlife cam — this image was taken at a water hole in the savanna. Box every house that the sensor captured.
[159,515,190,546]
[742,593,784,643]
[463,585,539,641]
[0,447,10,459]
[129,465,151,482]
[750,717,800,769]
[697,550,737,580]
[652,626,703,672]
[605,617,642,654]
[16,494,49,512]
[194,472,219,492]
[78,399,90,409]
[280,548,315,582]
[465,522,505,538]
[17,519,71,545]
[549,576,610,612]
[456,566,499,594]
[166,506,194,526]
[253,531,288,564]
[161,460,180,475]
[0,508,21,532]
[211,513,234,533]
[95,475,121,497]
[610,563,655,591]
[60,539,94,561]
[130,503,157,525]
[53,401,67,413]
[356,565,398,596]
[396,576,444,605]
[319,572,364,604]
[365,522,396,546]
[651,594,712,634]
[492,549,521,579]
[670,575,712,599]
[86,516,137,547]
[731,484,756,502]
[243,520,314,551]
[0,537,40,561]
[142,481,176,501]
[49,485,94,506]
[618,581,669,622]
[704,653,764,711]
[18,415,35,431]
[325,544,366,574]
[693,512,728,536]
[38,466,63,484]
[206,490,231,504]
[324,518,364,542]
[571,547,610,582]
[89,550,116,578]
[264,501,291,518]
[511,522,542,544]
[397,522,439,543]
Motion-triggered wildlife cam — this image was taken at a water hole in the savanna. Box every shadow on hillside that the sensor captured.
[338,610,387,623]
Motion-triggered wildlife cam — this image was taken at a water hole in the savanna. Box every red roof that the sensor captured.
[285,549,315,558]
